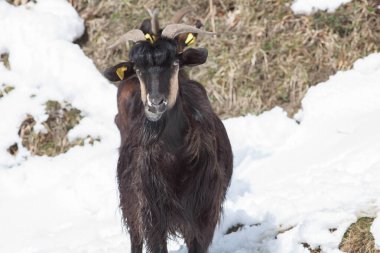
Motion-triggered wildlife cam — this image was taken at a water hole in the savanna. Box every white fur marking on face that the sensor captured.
[147,94,152,106]
[138,76,147,104]
[168,65,179,108]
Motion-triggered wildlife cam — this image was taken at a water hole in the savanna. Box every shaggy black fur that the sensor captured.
[114,38,233,253]
[130,39,177,68]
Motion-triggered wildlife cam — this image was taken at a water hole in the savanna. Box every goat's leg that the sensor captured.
[146,236,168,253]
[187,238,207,253]
[151,243,168,253]
[130,238,143,253]
[186,217,218,253]
[129,229,143,253]
[144,223,168,253]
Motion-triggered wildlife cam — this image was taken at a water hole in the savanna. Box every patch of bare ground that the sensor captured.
[339,217,380,253]
[12,100,99,157]
[0,53,14,99]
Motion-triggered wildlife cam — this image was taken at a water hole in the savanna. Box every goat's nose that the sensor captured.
[148,94,165,106]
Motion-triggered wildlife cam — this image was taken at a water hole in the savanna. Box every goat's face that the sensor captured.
[104,38,209,122]
[130,39,178,121]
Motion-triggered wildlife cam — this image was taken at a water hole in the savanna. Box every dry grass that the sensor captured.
[0,84,14,99]
[225,219,380,253]
[301,243,321,253]
[225,223,245,234]
[71,0,380,118]
[299,217,379,253]
[7,0,379,117]
[13,100,99,157]
[0,53,10,69]
[0,53,14,99]
[339,217,380,253]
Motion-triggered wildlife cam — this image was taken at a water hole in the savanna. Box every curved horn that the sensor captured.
[171,7,192,23]
[150,8,160,35]
[108,29,146,49]
[161,24,216,39]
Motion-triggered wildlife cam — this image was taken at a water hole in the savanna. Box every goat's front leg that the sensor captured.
[128,226,143,253]
[144,220,168,253]
[146,235,168,253]
[186,215,218,253]
[130,236,143,253]
[151,243,168,253]
[187,238,207,253]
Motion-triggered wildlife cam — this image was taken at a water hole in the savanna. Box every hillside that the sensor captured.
[1,0,380,252]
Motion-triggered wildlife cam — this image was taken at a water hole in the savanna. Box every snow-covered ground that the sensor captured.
[1,0,380,253]
[291,0,352,14]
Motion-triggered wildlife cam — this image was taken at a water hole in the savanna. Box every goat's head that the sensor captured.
[104,8,215,121]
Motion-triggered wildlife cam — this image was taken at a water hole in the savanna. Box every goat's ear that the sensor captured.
[103,62,135,82]
[179,48,208,67]
[176,21,203,50]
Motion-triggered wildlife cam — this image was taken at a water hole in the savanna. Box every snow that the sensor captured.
[1,1,380,253]
[291,0,352,14]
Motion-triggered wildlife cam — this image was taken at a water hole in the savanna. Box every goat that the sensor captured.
[104,9,233,253]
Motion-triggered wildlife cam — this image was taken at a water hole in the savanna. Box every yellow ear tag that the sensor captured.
[185,33,196,46]
[145,33,154,44]
[116,66,127,80]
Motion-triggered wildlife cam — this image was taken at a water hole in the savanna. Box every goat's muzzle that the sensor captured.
[145,94,168,121]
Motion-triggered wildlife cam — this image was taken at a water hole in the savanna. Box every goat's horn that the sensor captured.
[170,7,192,23]
[108,29,146,49]
[151,8,160,35]
[161,24,216,39]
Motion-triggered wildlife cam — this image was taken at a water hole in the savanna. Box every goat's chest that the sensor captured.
[137,143,196,193]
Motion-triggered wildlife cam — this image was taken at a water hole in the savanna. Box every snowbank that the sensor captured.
[291,0,352,14]
[219,52,380,253]
[1,1,380,253]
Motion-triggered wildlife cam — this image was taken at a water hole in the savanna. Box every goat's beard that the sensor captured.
[142,113,167,145]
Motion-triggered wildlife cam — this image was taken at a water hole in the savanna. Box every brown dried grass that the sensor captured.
[0,53,14,99]
[70,0,380,118]
[15,100,99,157]
[339,217,380,253]
[300,217,380,253]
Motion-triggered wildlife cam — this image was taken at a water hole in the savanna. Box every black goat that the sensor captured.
[104,9,233,253]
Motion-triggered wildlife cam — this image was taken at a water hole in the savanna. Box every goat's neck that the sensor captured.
[159,98,188,152]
